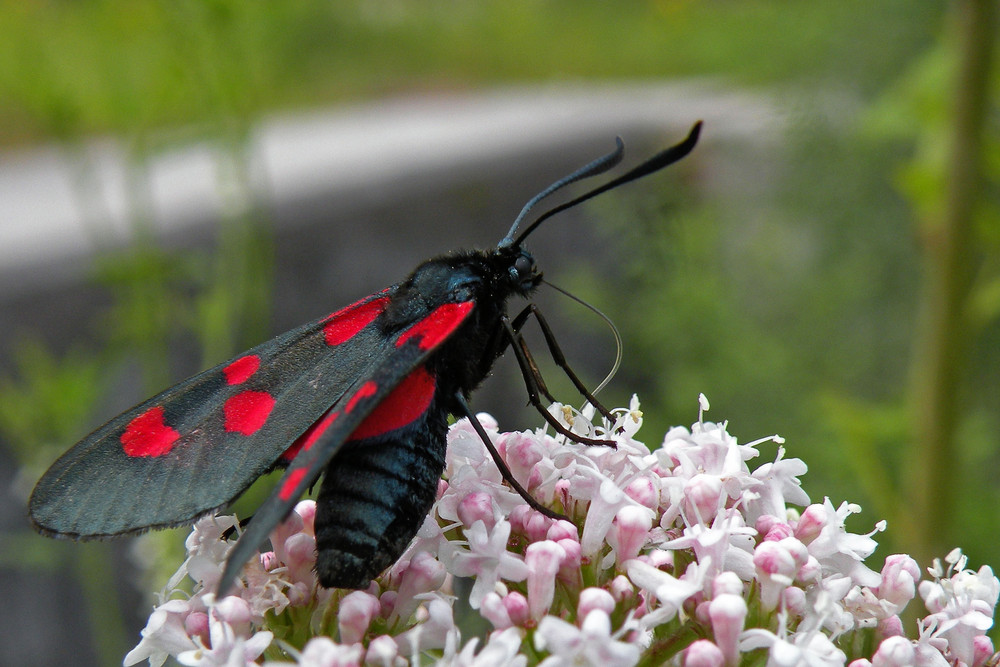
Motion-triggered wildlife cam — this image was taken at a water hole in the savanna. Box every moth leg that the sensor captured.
[501,317,616,449]
[488,305,615,424]
[513,304,616,423]
[453,392,568,522]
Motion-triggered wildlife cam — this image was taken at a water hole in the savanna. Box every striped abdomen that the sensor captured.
[313,409,448,589]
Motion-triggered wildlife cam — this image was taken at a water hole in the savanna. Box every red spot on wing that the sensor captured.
[224,391,276,436]
[350,366,436,441]
[282,409,340,462]
[396,301,474,350]
[279,468,307,501]
[324,296,389,346]
[344,381,377,414]
[121,407,181,457]
[223,355,260,385]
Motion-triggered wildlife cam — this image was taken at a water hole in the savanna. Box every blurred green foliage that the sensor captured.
[0,0,997,662]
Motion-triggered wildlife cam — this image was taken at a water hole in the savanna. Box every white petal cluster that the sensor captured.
[126,397,999,666]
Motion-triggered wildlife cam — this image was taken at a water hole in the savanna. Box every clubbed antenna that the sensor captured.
[505,121,702,248]
[499,138,625,248]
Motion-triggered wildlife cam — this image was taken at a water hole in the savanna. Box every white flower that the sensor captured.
[442,519,528,609]
[535,610,640,667]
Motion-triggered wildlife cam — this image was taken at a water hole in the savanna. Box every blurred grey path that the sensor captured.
[0,81,777,297]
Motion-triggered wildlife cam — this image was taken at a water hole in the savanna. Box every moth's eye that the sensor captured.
[514,255,533,278]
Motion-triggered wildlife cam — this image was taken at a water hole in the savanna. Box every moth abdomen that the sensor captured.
[313,413,448,589]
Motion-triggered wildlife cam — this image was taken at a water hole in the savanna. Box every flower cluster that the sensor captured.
[125,396,999,666]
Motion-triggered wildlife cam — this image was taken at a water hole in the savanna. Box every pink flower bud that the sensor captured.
[338,590,380,644]
[695,600,711,625]
[610,575,635,603]
[394,551,447,620]
[782,586,806,617]
[270,509,304,564]
[283,532,317,584]
[504,432,544,483]
[286,581,311,607]
[508,505,531,535]
[367,635,399,665]
[754,539,804,611]
[871,635,914,667]
[684,474,723,523]
[546,520,578,543]
[554,479,572,510]
[503,591,529,627]
[556,538,582,583]
[974,635,994,667]
[877,615,904,639]
[457,492,495,529]
[294,500,316,535]
[763,523,793,542]
[712,572,743,597]
[684,639,725,667]
[755,514,781,536]
[797,555,822,583]
[477,412,498,431]
[260,551,279,572]
[709,593,746,666]
[876,554,920,609]
[847,661,873,667]
[437,478,449,499]
[523,510,552,543]
[378,591,397,619]
[214,596,252,636]
[480,592,512,629]
[794,504,828,544]
[526,540,566,620]
[646,549,673,569]
[625,477,658,509]
[610,505,653,565]
[184,612,210,647]
[578,587,615,620]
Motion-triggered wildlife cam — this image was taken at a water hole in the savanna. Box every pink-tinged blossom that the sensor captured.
[263,637,363,667]
[870,635,915,667]
[389,551,447,621]
[709,593,746,666]
[364,635,399,667]
[805,499,884,588]
[438,628,527,667]
[394,597,458,656]
[445,519,528,609]
[918,550,998,666]
[578,588,616,620]
[458,491,499,529]
[526,540,567,620]
[741,613,846,667]
[683,474,725,525]
[126,397,1000,667]
[754,538,808,611]
[125,599,200,666]
[534,611,640,667]
[874,554,920,614]
[743,446,808,525]
[608,504,654,566]
[175,600,273,667]
[337,591,380,645]
[685,639,725,667]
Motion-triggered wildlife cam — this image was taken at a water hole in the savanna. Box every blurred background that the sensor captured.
[0,1,996,664]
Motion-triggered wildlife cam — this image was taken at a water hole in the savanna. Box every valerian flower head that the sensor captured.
[125,396,999,666]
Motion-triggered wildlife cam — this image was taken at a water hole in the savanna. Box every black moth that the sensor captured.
[29,122,701,595]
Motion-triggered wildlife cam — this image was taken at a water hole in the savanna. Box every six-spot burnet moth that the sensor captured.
[29,121,702,596]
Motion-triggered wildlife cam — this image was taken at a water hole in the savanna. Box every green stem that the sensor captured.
[907,0,996,563]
